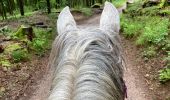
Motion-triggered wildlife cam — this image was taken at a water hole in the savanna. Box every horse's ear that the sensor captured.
[100,1,120,34]
[57,6,77,34]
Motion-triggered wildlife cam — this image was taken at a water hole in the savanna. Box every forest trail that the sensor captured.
[29,14,153,100]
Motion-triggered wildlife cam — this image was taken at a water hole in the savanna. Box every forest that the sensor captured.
[0,0,170,100]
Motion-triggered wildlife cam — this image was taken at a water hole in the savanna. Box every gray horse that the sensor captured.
[48,1,126,100]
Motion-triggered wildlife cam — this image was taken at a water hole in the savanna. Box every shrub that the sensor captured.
[11,49,29,63]
[27,28,52,56]
[159,68,170,83]
[121,15,144,38]
[165,51,170,67]
[142,46,157,58]
[136,17,169,45]
[30,38,48,55]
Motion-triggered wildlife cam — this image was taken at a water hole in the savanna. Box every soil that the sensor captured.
[0,10,170,100]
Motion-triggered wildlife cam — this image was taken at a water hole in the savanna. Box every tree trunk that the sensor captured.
[17,0,24,16]
[46,0,51,14]
[92,0,95,5]
[0,0,7,19]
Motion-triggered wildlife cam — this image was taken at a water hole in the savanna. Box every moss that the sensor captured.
[11,25,28,41]
[4,43,22,54]
[0,60,11,67]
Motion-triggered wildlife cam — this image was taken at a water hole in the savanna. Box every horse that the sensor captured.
[48,1,126,100]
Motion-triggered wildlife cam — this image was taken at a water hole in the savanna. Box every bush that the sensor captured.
[165,51,170,67]
[28,28,52,56]
[31,38,48,54]
[142,46,157,58]
[121,15,144,38]
[136,17,169,45]
[159,68,170,83]
[11,49,29,63]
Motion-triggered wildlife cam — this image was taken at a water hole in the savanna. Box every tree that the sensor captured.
[0,0,7,19]
[17,0,24,16]
[46,0,51,13]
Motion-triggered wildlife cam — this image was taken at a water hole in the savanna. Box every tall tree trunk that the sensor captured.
[0,0,7,19]
[46,0,51,14]
[92,0,95,5]
[7,0,15,15]
[99,0,103,4]
[17,0,24,16]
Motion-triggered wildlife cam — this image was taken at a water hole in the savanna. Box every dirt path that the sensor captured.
[122,38,153,100]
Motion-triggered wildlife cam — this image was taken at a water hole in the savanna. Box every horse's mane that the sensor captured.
[48,29,125,100]
[48,1,126,100]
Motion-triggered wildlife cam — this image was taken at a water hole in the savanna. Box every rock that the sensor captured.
[145,74,150,78]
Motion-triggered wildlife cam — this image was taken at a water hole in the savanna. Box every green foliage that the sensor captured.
[125,1,143,17]
[136,17,169,45]
[29,38,48,55]
[0,59,11,67]
[164,51,170,67]
[11,49,29,63]
[121,15,144,38]
[142,46,157,58]
[159,8,170,15]
[141,6,159,16]
[4,43,22,53]
[11,25,27,40]
[121,0,170,83]
[159,67,170,83]
[28,28,52,56]
[112,0,126,8]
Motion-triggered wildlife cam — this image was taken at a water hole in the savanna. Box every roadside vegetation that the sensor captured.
[121,0,170,83]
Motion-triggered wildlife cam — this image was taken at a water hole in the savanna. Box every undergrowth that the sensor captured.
[0,26,53,69]
[121,1,170,83]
